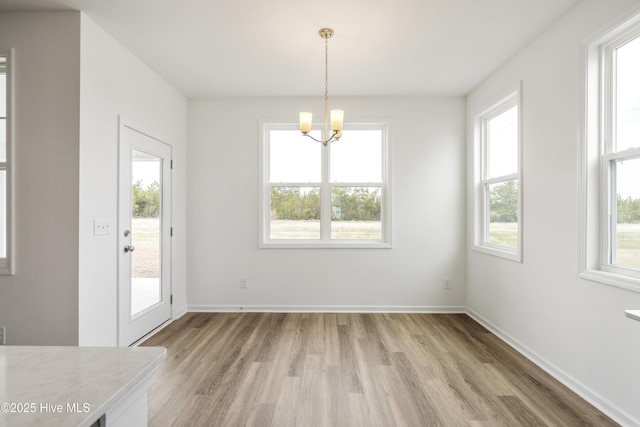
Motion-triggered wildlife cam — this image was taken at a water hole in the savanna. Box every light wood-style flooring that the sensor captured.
[141,312,616,426]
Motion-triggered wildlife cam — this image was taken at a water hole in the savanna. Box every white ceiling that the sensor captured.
[0,0,580,97]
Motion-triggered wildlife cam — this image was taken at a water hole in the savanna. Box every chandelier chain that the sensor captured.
[324,37,329,101]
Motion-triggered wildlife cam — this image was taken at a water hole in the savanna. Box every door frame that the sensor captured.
[118,118,173,346]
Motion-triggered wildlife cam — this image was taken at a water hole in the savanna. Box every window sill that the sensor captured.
[260,241,392,249]
[626,310,640,322]
[579,269,640,294]
[473,244,522,263]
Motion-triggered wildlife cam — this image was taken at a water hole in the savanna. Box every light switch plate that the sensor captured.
[94,218,112,236]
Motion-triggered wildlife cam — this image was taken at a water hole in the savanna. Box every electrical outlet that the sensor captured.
[240,277,248,289]
[0,326,6,345]
[443,278,451,290]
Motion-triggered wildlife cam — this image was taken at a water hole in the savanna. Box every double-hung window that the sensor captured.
[473,89,522,262]
[260,122,390,248]
[581,14,640,289]
[0,49,14,274]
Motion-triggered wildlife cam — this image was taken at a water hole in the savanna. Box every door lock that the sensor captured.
[124,245,135,253]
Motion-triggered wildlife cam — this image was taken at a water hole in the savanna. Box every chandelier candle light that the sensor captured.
[299,28,344,146]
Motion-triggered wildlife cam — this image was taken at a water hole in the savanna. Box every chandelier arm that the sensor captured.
[302,130,341,147]
[301,133,323,143]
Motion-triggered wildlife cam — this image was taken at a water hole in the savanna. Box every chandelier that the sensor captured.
[299,28,344,147]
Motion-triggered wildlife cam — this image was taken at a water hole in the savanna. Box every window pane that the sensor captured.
[331,187,381,239]
[487,180,518,247]
[615,35,640,152]
[330,130,382,182]
[0,68,5,163]
[487,106,518,178]
[270,130,320,183]
[131,150,162,316]
[612,157,640,269]
[0,170,5,258]
[0,71,5,117]
[0,120,5,163]
[270,187,320,239]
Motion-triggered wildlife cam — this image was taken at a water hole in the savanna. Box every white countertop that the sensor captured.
[0,346,166,427]
[626,310,640,322]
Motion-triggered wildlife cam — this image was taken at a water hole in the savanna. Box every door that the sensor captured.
[118,123,172,346]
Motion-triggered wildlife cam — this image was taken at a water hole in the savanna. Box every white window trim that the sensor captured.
[472,85,523,262]
[259,120,392,249]
[578,8,640,292]
[0,47,15,275]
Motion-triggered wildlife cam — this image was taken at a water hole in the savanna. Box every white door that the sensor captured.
[118,123,172,346]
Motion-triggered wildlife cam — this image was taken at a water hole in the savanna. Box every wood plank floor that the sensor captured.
[141,313,617,426]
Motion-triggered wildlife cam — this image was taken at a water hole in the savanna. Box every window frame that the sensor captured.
[0,48,14,275]
[472,86,523,262]
[579,9,640,292]
[259,121,391,249]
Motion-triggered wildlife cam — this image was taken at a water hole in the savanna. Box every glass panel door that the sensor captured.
[119,123,171,346]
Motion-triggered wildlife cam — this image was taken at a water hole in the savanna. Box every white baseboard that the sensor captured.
[173,305,188,320]
[187,304,466,313]
[466,308,639,427]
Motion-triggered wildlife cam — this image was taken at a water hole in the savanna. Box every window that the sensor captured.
[260,123,390,248]
[473,88,522,261]
[580,13,640,290]
[0,49,13,274]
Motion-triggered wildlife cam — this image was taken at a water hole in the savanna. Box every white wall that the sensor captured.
[78,14,188,346]
[466,0,640,424]
[187,97,466,311]
[0,12,81,345]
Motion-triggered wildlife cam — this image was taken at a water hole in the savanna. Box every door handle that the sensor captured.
[124,245,135,253]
